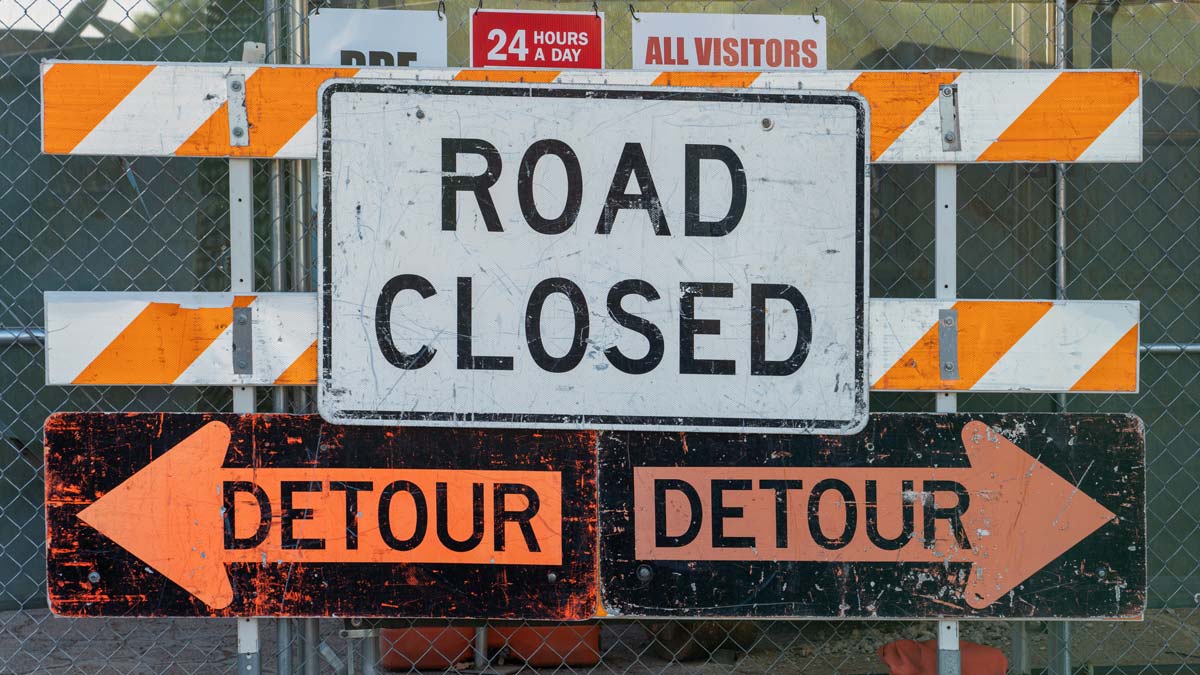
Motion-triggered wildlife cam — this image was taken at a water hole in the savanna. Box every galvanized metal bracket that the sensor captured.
[939,83,961,152]
[939,308,959,380]
[232,306,253,374]
[236,652,260,674]
[226,73,249,147]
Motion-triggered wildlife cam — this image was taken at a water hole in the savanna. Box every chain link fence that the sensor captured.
[2,0,1198,672]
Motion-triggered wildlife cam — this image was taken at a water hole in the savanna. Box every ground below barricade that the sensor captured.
[0,609,1196,673]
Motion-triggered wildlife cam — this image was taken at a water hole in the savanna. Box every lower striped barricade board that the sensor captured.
[44,293,1138,393]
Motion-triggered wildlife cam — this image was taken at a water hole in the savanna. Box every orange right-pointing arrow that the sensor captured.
[957,420,1116,608]
[635,420,1116,609]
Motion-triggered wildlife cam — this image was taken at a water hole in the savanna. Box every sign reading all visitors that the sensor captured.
[632,13,827,71]
[318,81,867,433]
[45,413,597,618]
[470,10,604,69]
[600,414,1146,619]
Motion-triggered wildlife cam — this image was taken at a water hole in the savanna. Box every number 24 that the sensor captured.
[486,28,529,61]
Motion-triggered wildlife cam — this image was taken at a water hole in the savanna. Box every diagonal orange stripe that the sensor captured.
[43,63,155,154]
[454,70,560,83]
[651,72,760,88]
[1070,324,1138,392]
[176,67,358,157]
[849,71,959,161]
[977,71,1139,162]
[274,341,317,385]
[73,297,256,384]
[873,301,1052,390]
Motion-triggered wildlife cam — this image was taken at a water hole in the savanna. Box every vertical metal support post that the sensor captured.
[289,0,310,416]
[474,626,489,670]
[938,620,961,675]
[1047,3,1074,669]
[1048,622,1072,675]
[302,615,319,675]
[934,164,958,415]
[265,0,288,418]
[230,158,259,674]
[934,164,960,675]
[1011,622,1032,675]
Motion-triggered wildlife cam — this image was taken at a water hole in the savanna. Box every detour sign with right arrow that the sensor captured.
[600,413,1146,619]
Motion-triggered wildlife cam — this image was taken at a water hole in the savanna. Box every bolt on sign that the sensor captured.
[600,414,1146,619]
[45,413,597,618]
[470,10,604,69]
[632,13,827,71]
[318,80,868,433]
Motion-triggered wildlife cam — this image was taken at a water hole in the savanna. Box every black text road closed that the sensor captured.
[318,82,868,433]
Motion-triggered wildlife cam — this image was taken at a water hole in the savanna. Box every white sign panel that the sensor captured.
[309,8,447,67]
[632,13,826,71]
[319,81,867,433]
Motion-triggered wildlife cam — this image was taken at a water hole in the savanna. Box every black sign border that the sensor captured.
[318,81,868,432]
[45,413,598,619]
[598,413,1147,619]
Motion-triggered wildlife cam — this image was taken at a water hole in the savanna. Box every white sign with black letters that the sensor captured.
[318,81,868,434]
[309,9,447,67]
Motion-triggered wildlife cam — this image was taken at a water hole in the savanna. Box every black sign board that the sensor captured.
[46,413,597,619]
[599,414,1145,619]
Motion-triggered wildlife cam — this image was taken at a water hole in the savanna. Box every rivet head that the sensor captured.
[415,109,425,119]
[761,118,774,131]
[547,571,558,583]
[236,314,248,325]
[944,131,956,143]
[230,80,243,92]
[942,361,954,372]
[941,87,953,97]
[87,571,100,583]
[232,127,245,138]
[636,564,653,582]
[941,316,954,327]
[236,360,248,369]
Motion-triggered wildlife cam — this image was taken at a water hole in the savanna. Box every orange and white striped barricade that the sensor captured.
[41,62,1141,164]
[44,293,1138,393]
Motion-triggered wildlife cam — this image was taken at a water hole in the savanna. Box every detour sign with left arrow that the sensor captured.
[45,414,597,618]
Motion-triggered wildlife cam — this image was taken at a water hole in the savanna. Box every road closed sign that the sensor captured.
[318,81,867,433]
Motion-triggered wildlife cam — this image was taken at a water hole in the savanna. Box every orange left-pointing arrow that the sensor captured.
[77,421,562,609]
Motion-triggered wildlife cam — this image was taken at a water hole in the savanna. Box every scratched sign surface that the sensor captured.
[318,81,868,434]
[600,413,1146,619]
[45,413,596,618]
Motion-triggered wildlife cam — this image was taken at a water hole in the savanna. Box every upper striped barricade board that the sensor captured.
[40,61,1141,163]
[45,293,1139,393]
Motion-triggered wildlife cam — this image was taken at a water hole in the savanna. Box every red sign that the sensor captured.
[470,10,604,69]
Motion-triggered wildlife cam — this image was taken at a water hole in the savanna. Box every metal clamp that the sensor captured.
[939,83,961,152]
[232,306,253,374]
[227,73,249,147]
[939,308,959,380]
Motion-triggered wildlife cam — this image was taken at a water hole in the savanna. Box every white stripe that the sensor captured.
[274,116,317,159]
[867,298,950,386]
[72,66,239,156]
[1074,96,1142,163]
[957,70,1057,160]
[972,302,1137,391]
[176,322,235,385]
[44,293,148,384]
[252,294,318,382]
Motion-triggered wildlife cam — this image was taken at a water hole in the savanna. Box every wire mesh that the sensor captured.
[1,0,1198,672]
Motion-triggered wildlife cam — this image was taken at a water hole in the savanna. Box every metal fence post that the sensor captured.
[934,163,959,674]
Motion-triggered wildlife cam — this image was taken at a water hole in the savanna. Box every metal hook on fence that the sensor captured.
[477,0,484,11]
[811,8,820,23]
[628,3,640,21]
[592,0,600,18]
[437,0,446,20]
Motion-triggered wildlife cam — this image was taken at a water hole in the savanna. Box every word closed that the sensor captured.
[320,82,867,433]
[471,10,603,69]
[46,414,597,618]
